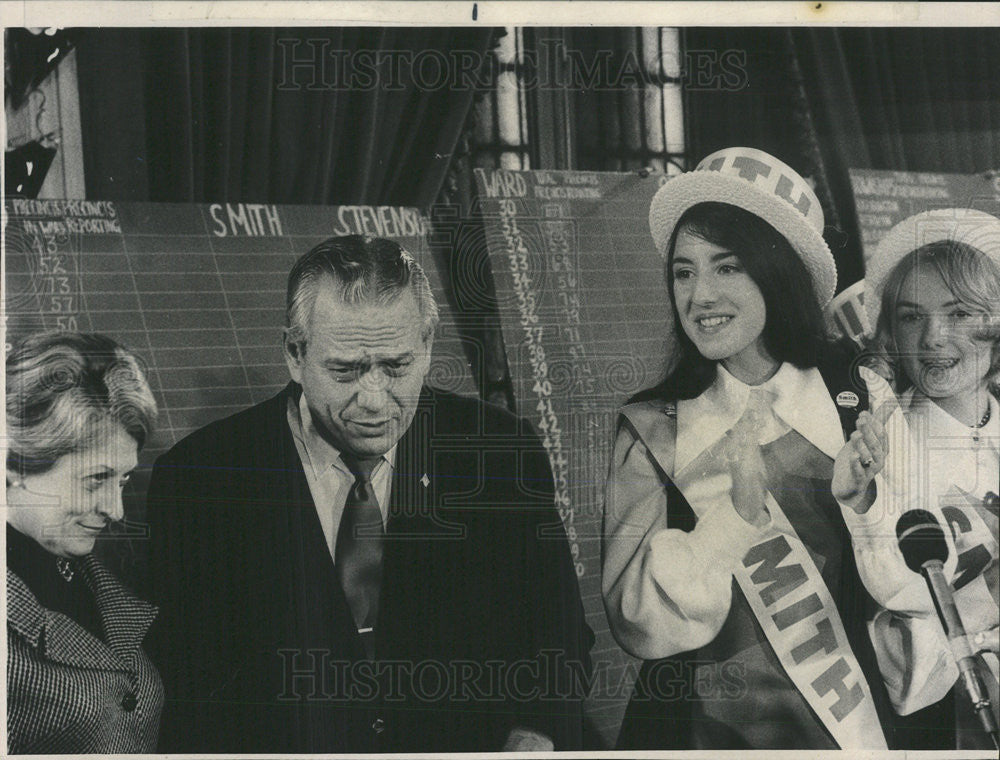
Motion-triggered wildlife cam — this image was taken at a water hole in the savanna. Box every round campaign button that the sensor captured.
[836,391,860,408]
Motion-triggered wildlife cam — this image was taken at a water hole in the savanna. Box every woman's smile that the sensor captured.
[692,313,735,332]
[893,262,993,424]
[672,229,775,384]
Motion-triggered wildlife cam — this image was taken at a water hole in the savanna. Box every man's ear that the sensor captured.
[420,332,435,367]
[284,329,305,383]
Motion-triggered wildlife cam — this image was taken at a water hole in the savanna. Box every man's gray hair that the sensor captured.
[286,235,439,352]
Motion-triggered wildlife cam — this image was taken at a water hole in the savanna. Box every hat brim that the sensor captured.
[649,171,837,307]
[864,209,1000,332]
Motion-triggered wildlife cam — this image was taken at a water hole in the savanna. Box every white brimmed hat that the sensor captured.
[648,146,837,306]
[865,208,1000,331]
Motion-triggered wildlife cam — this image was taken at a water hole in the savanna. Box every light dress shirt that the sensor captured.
[286,393,395,558]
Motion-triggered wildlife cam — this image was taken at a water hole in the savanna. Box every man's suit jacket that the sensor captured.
[146,384,593,753]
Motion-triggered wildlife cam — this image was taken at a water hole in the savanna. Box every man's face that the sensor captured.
[285,279,432,459]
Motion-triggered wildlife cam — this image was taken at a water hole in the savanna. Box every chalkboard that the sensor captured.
[850,168,1000,258]
[474,168,674,744]
[4,199,477,542]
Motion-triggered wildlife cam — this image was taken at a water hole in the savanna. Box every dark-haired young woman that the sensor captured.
[602,148,893,750]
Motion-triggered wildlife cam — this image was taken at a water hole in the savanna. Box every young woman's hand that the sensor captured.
[725,404,770,529]
[832,406,891,514]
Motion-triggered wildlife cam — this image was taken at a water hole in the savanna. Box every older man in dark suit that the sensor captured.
[146,235,592,753]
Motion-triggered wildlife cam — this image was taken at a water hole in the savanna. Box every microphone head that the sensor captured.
[896,510,949,573]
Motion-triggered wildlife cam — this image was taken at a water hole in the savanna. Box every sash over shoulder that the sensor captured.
[606,370,888,749]
[619,400,677,478]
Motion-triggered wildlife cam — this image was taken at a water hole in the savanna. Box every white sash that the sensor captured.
[636,400,888,749]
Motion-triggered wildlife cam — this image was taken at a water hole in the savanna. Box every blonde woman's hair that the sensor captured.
[6,332,157,477]
[876,240,1000,395]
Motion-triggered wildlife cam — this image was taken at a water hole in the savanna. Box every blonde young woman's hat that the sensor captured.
[648,146,838,307]
[864,208,1000,331]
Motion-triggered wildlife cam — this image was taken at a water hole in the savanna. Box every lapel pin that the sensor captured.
[836,391,859,409]
[420,474,430,488]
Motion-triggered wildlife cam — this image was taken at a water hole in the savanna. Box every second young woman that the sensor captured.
[602,147,893,749]
[833,208,1000,750]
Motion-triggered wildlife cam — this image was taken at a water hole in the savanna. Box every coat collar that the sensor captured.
[7,555,157,672]
[675,362,846,473]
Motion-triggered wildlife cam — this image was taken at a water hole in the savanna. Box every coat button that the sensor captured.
[371,717,385,734]
[121,692,138,712]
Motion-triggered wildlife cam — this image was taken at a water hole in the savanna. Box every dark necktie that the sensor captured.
[335,454,384,654]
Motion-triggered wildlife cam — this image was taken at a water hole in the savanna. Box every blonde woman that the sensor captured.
[6,332,162,753]
[833,209,1000,749]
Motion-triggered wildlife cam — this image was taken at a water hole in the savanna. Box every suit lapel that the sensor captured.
[386,389,451,538]
[274,384,366,660]
[378,389,456,660]
[274,385,450,662]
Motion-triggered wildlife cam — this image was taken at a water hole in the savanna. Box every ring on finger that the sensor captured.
[860,457,874,468]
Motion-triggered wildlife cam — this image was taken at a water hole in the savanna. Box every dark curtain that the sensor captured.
[793,28,1000,174]
[790,27,1000,288]
[683,27,1000,293]
[683,27,863,288]
[683,29,811,164]
[75,27,496,208]
[570,28,651,171]
[430,29,519,407]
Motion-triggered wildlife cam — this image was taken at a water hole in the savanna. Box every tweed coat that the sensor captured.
[6,553,163,753]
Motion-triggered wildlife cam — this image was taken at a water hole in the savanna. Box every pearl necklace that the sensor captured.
[971,405,991,443]
[975,406,991,428]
